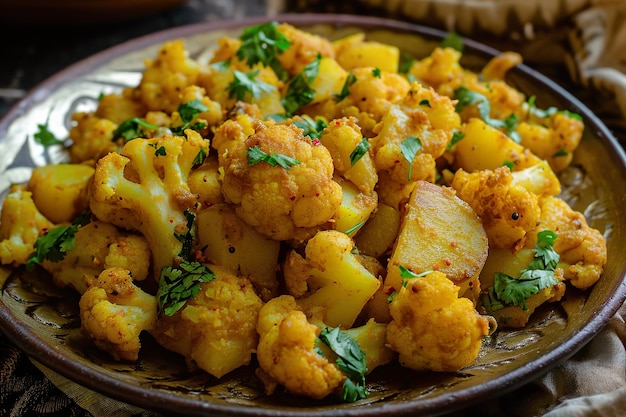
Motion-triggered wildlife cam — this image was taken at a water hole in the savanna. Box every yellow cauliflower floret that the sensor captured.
[90,130,209,277]
[370,82,460,197]
[386,271,490,372]
[451,166,541,250]
[516,111,584,173]
[408,47,465,95]
[68,112,119,164]
[276,23,335,76]
[79,267,157,361]
[283,230,380,328]
[138,39,201,113]
[94,89,147,125]
[0,185,54,266]
[42,221,151,294]
[152,264,263,378]
[256,295,344,399]
[215,119,342,242]
[535,196,607,290]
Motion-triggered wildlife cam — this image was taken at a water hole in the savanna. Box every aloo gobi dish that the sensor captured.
[0,21,606,403]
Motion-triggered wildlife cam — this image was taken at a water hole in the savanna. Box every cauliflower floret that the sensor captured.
[214,118,342,242]
[0,185,54,266]
[94,89,147,125]
[90,130,210,277]
[451,166,541,250]
[535,196,607,290]
[42,221,151,294]
[408,47,465,95]
[276,23,335,76]
[68,112,119,164]
[256,295,344,399]
[152,264,263,378]
[516,111,584,173]
[386,271,490,372]
[282,230,380,328]
[79,267,157,361]
[370,82,461,200]
[137,39,201,113]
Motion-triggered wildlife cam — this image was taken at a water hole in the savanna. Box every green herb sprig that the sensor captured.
[318,327,368,402]
[157,261,215,316]
[26,209,92,270]
[236,21,291,81]
[349,137,370,167]
[399,136,422,181]
[247,146,301,169]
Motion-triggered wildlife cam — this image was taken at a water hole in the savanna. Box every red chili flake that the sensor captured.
[444,259,451,266]
[450,241,457,247]
[433,264,439,270]
[334,120,341,126]
[315,193,320,197]
[169,219,174,223]
[311,139,321,146]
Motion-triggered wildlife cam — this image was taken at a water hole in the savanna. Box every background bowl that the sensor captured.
[0,13,625,417]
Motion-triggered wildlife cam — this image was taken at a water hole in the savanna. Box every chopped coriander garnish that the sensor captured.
[193,147,207,166]
[34,124,64,147]
[372,67,382,78]
[440,32,464,52]
[503,160,515,171]
[281,55,321,115]
[174,210,196,261]
[26,209,92,270]
[247,146,300,169]
[227,69,276,102]
[398,265,432,279]
[334,72,357,102]
[398,52,415,74]
[561,109,583,121]
[155,146,167,156]
[236,21,291,81]
[349,137,370,167]
[344,221,366,236]
[112,117,160,142]
[293,115,327,139]
[482,230,560,311]
[399,136,422,181]
[526,95,558,119]
[553,149,568,157]
[157,261,215,316]
[318,327,368,403]
[419,99,431,107]
[446,131,465,151]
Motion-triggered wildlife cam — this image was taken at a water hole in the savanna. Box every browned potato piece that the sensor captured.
[196,204,280,301]
[386,181,488,299]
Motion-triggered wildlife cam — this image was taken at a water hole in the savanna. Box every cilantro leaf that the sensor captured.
[112,117,160,142]
[398,265,432,279]
[372,68,382,78]
[155,146,167,156]
[398,52,415,74]
[454,87,510,130]
[34,124,64,147]
[236,21,291,81]
[157,261,215,316]
[344,221,366,236]
[247,146,300,169]
[446,131,465,151]
[318,327,368,402]
[399,136,422,180]
[292,115,327,139]
[193,148,207,166]
[334,72,357,102]
[175,210,196,261]
[227,69,276,102]
[441,32,464,52]
[349,137,370,167]
[482,229,560,311]
[281,56,321,115]
[26,209,92,270]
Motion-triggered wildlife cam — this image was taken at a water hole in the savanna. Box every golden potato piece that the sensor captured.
[386,181,488,299]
